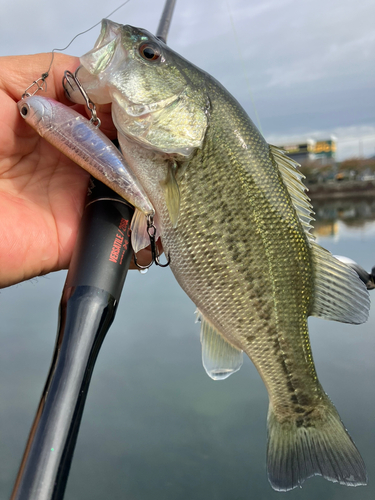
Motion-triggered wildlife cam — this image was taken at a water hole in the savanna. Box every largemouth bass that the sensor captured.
[17,95,154,218]
[68,20,370,491]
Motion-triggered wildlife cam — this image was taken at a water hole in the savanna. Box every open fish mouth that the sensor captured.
[80,19,123,75]
[64,19,126,105]
[93,19,122,50]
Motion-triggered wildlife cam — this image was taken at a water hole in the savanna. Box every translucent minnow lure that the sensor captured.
[17,95,155,219]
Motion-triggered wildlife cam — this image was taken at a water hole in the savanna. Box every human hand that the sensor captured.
[0,53,155,288]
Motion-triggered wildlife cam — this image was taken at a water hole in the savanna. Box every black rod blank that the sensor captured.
[10,181,134,500]
[11,1,177,497]
[156,0,176,43]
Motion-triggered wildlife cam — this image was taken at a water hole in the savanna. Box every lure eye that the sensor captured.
[139,43,161,62]
[20,104,29,117]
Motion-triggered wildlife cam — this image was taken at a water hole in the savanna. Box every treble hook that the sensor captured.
[133,215,170,270]
[63,69,101,127]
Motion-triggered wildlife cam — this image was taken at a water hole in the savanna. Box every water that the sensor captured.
[0,198,374,500]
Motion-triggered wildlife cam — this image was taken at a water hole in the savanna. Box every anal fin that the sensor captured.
[196,310,243,380]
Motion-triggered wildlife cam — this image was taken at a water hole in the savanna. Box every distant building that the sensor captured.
[278,138,336,164]
[314,139,336,161]
[279,139,315,163]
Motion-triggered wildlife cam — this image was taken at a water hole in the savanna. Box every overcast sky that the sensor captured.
[1,0,374,159]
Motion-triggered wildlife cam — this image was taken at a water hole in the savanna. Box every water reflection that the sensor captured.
[311,196,375,237]
[1,196,374,500]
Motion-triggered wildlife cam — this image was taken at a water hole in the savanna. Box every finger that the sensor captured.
[51,56,116,137]
[1,53,79,103]
[0,53,117,139]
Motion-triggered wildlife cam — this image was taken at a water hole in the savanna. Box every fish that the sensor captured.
[17,95,155,219]
[67,19,371,491]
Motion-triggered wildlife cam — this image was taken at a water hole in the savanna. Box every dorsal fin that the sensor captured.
[269,145,370,324]
[269,145,315,238]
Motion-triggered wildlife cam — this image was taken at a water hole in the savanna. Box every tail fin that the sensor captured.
[267,402,367,491]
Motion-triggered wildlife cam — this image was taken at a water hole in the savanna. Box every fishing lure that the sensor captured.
[18,94,155,223]
[18,62,167,266]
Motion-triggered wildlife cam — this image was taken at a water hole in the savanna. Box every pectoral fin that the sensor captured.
[196,310,243,380]
[161,162,180,228]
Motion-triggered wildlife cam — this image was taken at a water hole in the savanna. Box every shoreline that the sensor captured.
[306,180,375,200]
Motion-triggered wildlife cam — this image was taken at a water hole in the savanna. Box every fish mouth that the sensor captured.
[80,19,123,75]
[93,19,122,50]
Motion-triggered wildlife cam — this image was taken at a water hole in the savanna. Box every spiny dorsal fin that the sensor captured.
[269,145,370,324]
[269,145,315,238]
[196,310,243,380]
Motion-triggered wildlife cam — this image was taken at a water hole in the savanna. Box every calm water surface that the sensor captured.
[0,198,374,500]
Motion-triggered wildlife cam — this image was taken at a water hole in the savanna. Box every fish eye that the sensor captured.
[139,43,161,62]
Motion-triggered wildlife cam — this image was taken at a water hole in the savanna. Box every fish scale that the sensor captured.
[66,19,370,491]
[161,83,319,414]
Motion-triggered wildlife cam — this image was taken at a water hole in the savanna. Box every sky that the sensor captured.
[1,0,374,159]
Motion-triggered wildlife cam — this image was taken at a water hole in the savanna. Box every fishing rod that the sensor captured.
[10,1,176,499]
[156,0,176,42]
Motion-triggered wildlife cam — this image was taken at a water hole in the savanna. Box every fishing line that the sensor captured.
[225,0,263,135]
[25,0,132,94]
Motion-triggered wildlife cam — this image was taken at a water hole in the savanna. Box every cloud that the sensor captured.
[2,0,374,159]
